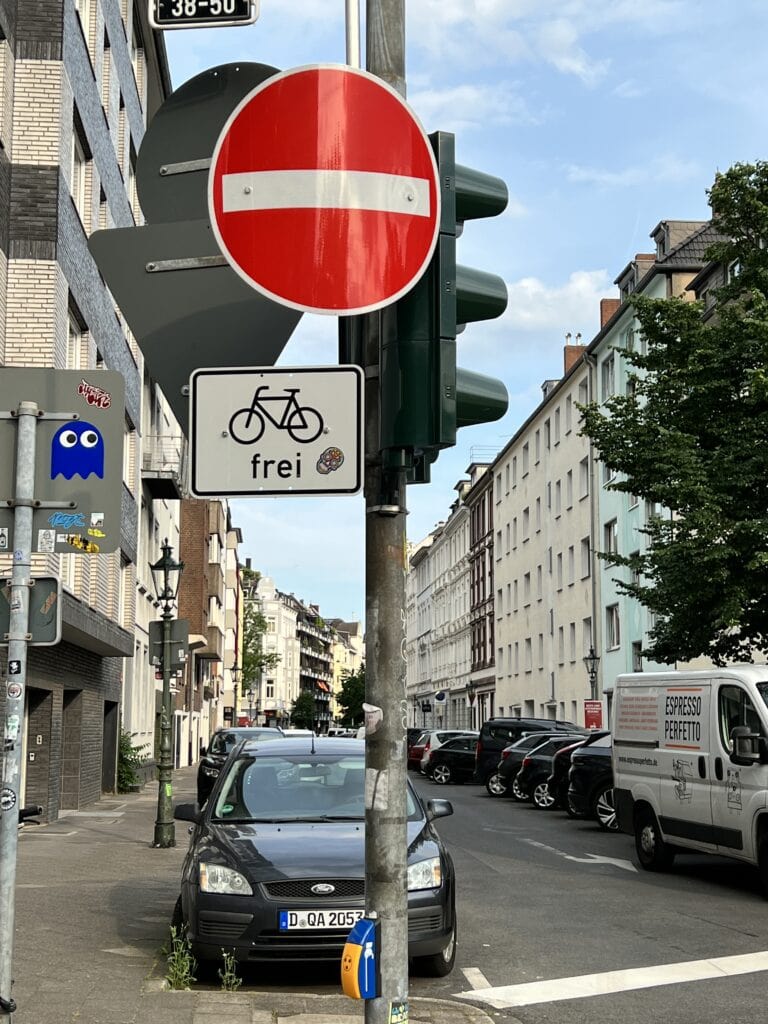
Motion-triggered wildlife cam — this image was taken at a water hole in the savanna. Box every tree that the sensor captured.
[580,162,768,665]
[291,689,316,729]
[336,666,365,726]
[241,567,280,703]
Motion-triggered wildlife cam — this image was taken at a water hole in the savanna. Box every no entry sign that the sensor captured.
[208,64,440,316]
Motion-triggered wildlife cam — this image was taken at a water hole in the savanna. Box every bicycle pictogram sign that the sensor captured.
[228,386,325,445]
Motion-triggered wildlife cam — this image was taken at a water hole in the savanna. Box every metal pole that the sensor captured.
[364,6,408,1020]
[153,578,175,848]
[0,401,38,1018]
[345,0,361,68]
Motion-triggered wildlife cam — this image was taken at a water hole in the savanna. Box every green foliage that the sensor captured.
[580,162,768,665]
[218,949,242,991]
[165,925,197,990]
[336,666,366,726]
[241,566,281,695]
[291,688,316,728]
[117,729,149,793]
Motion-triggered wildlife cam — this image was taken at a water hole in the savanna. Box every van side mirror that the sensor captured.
[730,726,762,767]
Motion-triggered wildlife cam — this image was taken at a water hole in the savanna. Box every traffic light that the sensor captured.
[379,131,509,470]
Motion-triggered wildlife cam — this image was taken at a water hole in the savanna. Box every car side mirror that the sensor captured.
[730,726,762,767]
[426,798,453,820]
[173,801,200,823]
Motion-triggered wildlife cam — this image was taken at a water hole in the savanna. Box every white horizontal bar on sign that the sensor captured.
[221,169,432,217]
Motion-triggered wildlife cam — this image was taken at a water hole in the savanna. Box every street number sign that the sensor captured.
[209,64,440,316]
[189,366,363,497]
[149,0,258,29]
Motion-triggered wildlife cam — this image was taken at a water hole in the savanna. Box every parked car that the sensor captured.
[174,737,457,976]
[425,734,478,785]
[485,732,573,798]
[408,730,474,772]
[568,731,617,830]
[197,726,284,806]
[546,737,591,811]
[419,730,477,775]
[475,717,582,784]
[407,727,423,752]
[516,734,590,808]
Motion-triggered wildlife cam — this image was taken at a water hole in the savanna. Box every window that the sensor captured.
[505,463,510,493]
[523,573,531,605]
[566,470,573,509]
[524,638,532,672]
[567,545,575,586]
[71,116,89,223]
[630,551,641,586]
[569,622,576,662]
[522,443,529,476]
[512,456,517,487]
[495,473,502,502]
[544,419,551,449]
[606,604,620,650]
[557,626,564,665]
[67,311,85,369]
[556,552,563,590]
[579,457,589,499]
[554,408,561,444]
[512,517,518,547]
[601,353,615,400]
[628,492,639,510]
[602,460,615,486]
[535,429,541,463]
[580,537,591,578]
[555,480,562,516]
[522,507,530,540]
[718,685,762,752]
[513,579,518,610]
[604,519,618,556]
[582,617,592,653]
[505,522,510,553]
[565,396,572,433]
[538,634,544,669]
[631,641,643,672]
[727,259,741,283]
[535,497,541,532]
[623,327,635,351]
[536,564,542,601]
[578,377,589,406]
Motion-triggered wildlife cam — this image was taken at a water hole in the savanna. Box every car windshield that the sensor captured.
[209,729,281,755]
[211,753,422,823]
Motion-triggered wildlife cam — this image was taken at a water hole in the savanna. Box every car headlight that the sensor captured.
[199,863,253,895]
[201,765,219,778]
[407,857,442,891]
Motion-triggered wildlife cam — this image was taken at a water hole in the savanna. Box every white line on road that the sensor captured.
[461,967,492,990]
[520,838,637,872]
[454,950,768,1009]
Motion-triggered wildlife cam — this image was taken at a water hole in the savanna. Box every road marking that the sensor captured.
[59,810,125,817]
[462,967,491,989]
[521,838,637,872]
[20,830,77,837]
[455,950,768,1008]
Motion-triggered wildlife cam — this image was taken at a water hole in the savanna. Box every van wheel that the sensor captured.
[485,772,507,797]
[634,807,675,871]
[757,830,768,899]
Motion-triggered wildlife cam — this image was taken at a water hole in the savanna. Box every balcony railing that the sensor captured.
[141,434,187,499]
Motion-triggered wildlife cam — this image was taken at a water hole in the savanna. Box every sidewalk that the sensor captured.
[8,766,494,1024]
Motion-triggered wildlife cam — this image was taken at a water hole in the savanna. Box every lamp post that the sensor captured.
[465,680,477,730]
[247,686,255,725]
[150,538,184,849]
[583,645,600,701]
[231,665,241,726]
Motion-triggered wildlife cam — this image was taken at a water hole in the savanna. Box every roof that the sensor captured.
[241,737,364,754]
[656,221,724,267]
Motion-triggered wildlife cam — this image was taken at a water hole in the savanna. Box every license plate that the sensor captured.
[278,908,364,931]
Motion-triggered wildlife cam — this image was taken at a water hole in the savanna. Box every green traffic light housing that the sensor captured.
[380,131,509,465]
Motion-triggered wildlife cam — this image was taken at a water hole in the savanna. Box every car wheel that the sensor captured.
[432,764,452,785]
[412,915,457,978]
[532,781,555,809]
[485,772,508,797]
[593,785,619,831]
[757,830,768,899]
[635,806,675,871]
[565,794,580,818]
[511,778,530,802]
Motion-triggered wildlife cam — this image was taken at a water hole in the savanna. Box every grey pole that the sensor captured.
[0,401,38,1018]
[364,3,409,1022]
[152,541,180,849]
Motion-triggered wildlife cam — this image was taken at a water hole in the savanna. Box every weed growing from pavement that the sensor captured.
[165,925,197,989]
[218,949,242,991]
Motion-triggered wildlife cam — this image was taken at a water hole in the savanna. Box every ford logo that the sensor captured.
[311,883,336,896]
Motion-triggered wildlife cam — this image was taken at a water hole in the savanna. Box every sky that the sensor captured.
[164,0,768,624]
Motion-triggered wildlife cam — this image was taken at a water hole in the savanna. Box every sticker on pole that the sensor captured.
[208,64,440,316]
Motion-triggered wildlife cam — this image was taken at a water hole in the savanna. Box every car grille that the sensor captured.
[261,879,364,901]
[408,912,443,935]
[198,915,252,941]
[249,932,347,960]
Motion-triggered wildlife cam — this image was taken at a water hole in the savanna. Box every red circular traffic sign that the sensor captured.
[208,64,440,316]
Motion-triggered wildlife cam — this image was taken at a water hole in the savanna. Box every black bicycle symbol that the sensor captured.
[228,386,325,445]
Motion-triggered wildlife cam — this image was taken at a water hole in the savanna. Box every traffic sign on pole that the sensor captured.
[189,366,363,496]
[208,64,441,316]
[149,0,258,30]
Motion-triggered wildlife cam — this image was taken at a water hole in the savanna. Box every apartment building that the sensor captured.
[328,619,364,723]
[254,575,300,726]
[465,462,495,727]
[0,0,176,817]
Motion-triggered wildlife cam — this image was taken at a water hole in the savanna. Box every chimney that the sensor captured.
[600,298,620,327]
[564,341,585,375]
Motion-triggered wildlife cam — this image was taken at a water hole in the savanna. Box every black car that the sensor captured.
[426,735,478,785]
[546,737,590,810]
[485,732,573,798]
[567,731,617,830]
[475,716,581,784]
[174,737,457,976]
[197,726,284,805]
[515,734,589,808]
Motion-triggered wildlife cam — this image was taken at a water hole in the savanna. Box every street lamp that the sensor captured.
[466,680,477,730]
[583,645,600,700]
[247,686,255,725]
[231,665,241,725]
[150,538,184,849]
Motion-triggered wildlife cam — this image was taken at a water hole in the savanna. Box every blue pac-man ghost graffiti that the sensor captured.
[51,421,105,480]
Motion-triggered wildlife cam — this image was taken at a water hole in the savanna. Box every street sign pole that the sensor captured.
[0,402,37,1018]
[363,4,409,1022]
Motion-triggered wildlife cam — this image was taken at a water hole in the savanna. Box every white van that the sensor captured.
[612,666,768,892]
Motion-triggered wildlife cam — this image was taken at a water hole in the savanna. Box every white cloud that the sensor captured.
[504,269,610,331]
[614,78,647,99]
[566,154,700,187]
[409,82,541,134]
[535,19,610,86]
